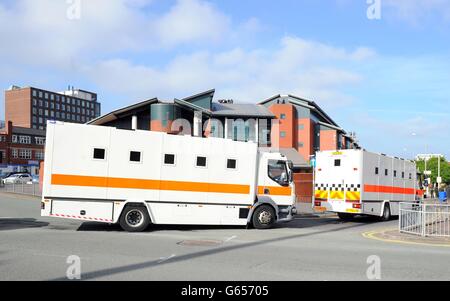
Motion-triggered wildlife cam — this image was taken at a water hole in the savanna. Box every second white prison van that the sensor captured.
[313,149,424,220]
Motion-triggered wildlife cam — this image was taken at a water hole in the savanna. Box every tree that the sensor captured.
[415,157,450,184]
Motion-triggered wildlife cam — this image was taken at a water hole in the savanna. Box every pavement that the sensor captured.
[1,191,450,281]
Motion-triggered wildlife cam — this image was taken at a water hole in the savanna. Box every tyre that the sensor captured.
[337,212,355,221]
[252,205,276,229]
[119,205,151,232]
[380,203,391,221]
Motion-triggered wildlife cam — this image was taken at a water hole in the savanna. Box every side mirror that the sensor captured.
[281,172,288,182]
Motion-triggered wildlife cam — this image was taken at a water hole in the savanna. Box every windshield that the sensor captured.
[268,160,289,186]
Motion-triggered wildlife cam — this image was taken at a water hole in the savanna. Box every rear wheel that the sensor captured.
[252,205,276,229]
[380,203,391,221]
[119,205,151,232]
[337,212,355,221]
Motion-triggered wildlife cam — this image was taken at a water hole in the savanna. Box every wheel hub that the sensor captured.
[126,210,143,227]
[258,211,272,224]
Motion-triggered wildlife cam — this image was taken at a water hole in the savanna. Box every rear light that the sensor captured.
[314,201,321,207]
[352,203,361,209]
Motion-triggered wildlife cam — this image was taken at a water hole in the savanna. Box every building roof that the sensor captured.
[259,147,310,168]
[12,126,45,136]
[88,98,159,125]
[174,98,212,115]
[258,94,340,128]
[182,89,215,103]
[211,103,275,118]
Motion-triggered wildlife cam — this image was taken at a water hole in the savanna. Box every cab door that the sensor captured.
[259,158,293,206]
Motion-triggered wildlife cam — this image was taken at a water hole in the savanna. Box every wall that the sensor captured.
[269,104,295,148]
[296,118,315,162]
[320,129,337,151]
[5,88,32,128]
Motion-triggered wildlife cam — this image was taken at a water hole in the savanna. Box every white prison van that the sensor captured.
[41,122,296,231]
[313,149,423,220]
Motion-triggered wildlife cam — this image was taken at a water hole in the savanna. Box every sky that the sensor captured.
[0,0,449,159]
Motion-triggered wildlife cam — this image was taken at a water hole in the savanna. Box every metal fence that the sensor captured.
[399,202,450,237]
[0,182,42,197]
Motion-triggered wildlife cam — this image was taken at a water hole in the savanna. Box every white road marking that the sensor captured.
[157,254,176,264]
[224,235,237,242]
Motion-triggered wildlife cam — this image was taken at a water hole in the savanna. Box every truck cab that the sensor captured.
[253,151,297,228]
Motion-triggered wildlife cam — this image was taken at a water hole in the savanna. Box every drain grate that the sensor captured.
[177,239,223,247]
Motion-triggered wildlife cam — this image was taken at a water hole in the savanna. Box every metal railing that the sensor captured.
[399,202,450,237]
[0,182,42,197]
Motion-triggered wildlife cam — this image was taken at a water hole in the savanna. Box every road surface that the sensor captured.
[0,191,449,281]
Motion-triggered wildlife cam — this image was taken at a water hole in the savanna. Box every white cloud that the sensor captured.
[155,0,231,47]
[0,0,233,67]
[83,36,372,109]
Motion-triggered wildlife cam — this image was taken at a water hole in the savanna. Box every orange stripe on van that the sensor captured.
[364,184,415,195]
[257,186,292,196]
[51,174,250,194]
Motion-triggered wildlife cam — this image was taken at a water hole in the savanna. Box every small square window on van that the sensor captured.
[227,159,237,169]
[130,151,141,162]
[93,148,105,160]
[164,154,175,165]
[196,156,207,167]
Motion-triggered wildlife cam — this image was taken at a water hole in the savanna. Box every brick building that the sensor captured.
[0,121,46,176]
[259,94,359,163]
[5,85,101,130]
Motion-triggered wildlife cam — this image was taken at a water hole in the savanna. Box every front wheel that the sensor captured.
[119,205,151,232]
[252,205,276,229]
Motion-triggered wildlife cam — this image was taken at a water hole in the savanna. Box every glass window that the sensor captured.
[164,154,175,165]
[385,169,388,176]
[130,151,142,163]
[375,167,379,175]
[280,114,286,120]
[334,159,341,167]
[268,160,289,185]
[196,156,207,167]
[93,148,106,160]
[227,159,237,169]
[280,131,286,138]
